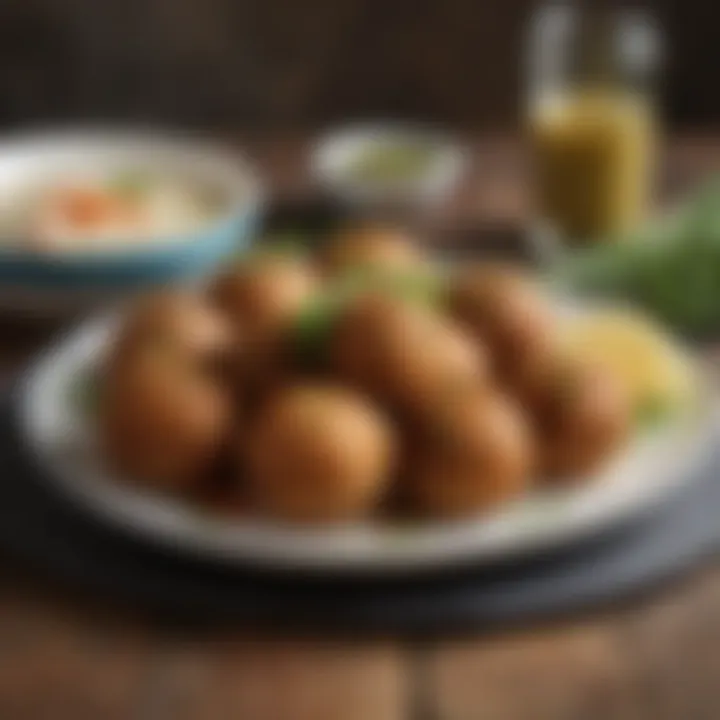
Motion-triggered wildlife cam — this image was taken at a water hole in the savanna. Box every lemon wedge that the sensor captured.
[559,308,696,418]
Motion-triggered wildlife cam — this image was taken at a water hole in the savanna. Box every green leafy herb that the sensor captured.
[334,265,445,308]
[291,289,350,367]
[635,395,673,428]
[347,142,436,184]
[290,267,447,367]
[552,174,720,337]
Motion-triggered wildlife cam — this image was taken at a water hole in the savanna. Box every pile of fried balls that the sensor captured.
[98,226,632,524]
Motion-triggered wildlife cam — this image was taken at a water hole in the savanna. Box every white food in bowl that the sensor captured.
[0,128,258,255]
[16,176,213,251]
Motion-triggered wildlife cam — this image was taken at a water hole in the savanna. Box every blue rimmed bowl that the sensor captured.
[0,129,263,317]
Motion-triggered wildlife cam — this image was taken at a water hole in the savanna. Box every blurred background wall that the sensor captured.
[0,0,712,130]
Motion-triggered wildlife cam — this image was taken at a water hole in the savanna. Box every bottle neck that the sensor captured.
[570,3,658,93]
[527,2,660,109]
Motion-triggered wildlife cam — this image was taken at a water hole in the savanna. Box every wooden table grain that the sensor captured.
[1,134,720,720]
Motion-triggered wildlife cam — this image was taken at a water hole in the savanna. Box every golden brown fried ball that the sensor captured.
[322,225,423,275]
[505,337,567,410]
[246,385,396,523]
[212,254,317,337]
[330,294,487,417]
[404,390,533,518]
[109,289,236,373]
[210,254,318,391]
[449,263,555,377]
[99,347,231,492]
[531,358,632,480]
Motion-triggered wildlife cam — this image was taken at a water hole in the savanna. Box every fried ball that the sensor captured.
[404,390,533,517]
[505,336,567,410]
[99,347,231,492]
[322,225,423,275]
[109,289,236,372]
[210,254,317,390]
[531,358,632,480]
[246,385,396,523]
[449,263,555,376]
[330,294,487,417]
[212,254,317,335]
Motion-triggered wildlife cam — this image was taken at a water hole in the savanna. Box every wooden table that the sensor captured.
[2,135,720,720]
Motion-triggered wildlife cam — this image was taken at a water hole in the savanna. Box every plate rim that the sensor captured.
[16,311,720,574]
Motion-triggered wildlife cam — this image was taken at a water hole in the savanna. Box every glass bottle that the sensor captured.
[527,1,662,247]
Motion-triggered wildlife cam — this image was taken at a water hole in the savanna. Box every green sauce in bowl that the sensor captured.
[345,142,438,185]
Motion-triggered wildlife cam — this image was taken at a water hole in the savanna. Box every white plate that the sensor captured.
[18,312,720,574]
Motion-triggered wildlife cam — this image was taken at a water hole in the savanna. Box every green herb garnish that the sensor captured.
[552,174,720,338]
[635,395,674,429]
[290,267,447,367]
